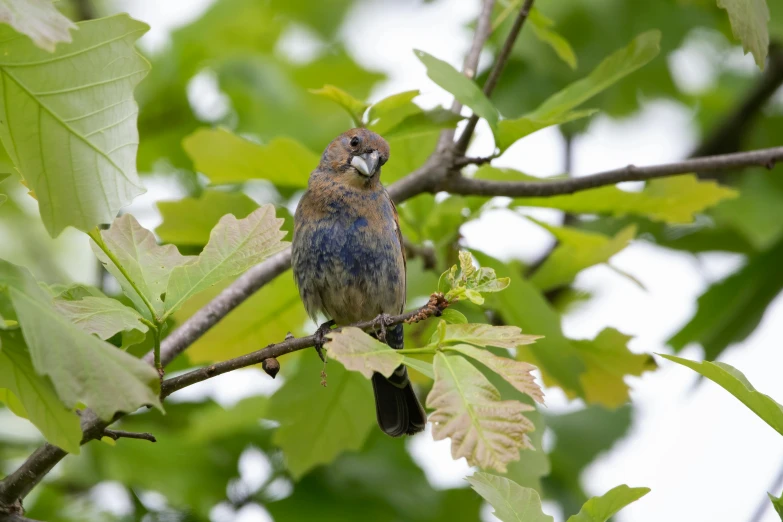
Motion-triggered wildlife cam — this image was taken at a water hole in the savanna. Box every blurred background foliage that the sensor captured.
[1,0,782,520]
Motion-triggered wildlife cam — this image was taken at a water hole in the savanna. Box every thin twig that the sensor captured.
[455,0,536,153]
[454,154,499,167]
[103,430,157,443]
[160,293,448,397]
[440,146,783,197]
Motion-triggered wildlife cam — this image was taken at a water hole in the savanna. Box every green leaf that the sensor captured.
[182,127,318,188]
[528,8,577,69]
[366,89,420,128]
[432,322,541,350]
[668,238,783,360]
[163,204,288,317]
[529,220,636,292]
[0,0,77,52]
[557,328,656,408]
[660,354,783,435]
[414,49,499,127]
[53,295,148,343]
[717,0,770,69]
[0,259,161,420]
[269,354,375,479]
[382,107,463,139]
[567,484,650,522]
[402,356,434,379]
[92,213,189,320]
[427,352,534,473]
[156,190,259,246]
[440,308,467,324]
[309,84,368,126]
[466,472,553,522]
[0,14,150,236]
[768,491,783,520]
[495,30,661,151]
[0,330,82,453]
[477,167,738,224]
[325,327,403,379]
[447,344,544,404]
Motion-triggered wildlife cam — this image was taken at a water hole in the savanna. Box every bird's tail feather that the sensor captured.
[371,323,426,437]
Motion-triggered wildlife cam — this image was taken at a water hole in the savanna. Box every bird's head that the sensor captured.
[318,128,390,188]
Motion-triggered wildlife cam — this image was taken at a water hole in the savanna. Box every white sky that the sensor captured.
[6,1,782,521]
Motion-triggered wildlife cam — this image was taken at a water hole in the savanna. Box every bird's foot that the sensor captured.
[372,313,393,342]
[313,320,335,362]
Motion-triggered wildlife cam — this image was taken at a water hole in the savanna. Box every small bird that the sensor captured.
[292,128,426,437]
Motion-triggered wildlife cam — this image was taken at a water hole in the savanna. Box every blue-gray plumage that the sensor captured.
[292,128,426,437]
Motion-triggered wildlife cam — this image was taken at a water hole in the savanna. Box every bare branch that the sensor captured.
[103,429,157,443]
[455,0,536,153]
[440,146,783,197]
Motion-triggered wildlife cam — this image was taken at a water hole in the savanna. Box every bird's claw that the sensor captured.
[372,313,392,342]
[314,320,335,362]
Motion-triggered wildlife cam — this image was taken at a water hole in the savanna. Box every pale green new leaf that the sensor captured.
[366,89,419,127]
[529,220,636,292]
[567,484,650,522]
[54,295,148,342]
[0,330,82,453]
[156,190,259,246]
[427,353,534,473]
[0,259,161,420]
[402,356,434,379]
[0,0,77,52]
[448,344,544,404]
[467,472,553,522]
[477,166,738,224]
[0,14,150,236]
[496,31,660,151]
[326,327,403,379]
[414,49,498,127]
[92,213,189,320]
[528,8,577,69]
[310,84,368,126]
[269,354,375,479]
[432,322,541,350]
[182,127,318,188]
[660,354,783,436]
[717,0,770,69]
[163,204,288,317]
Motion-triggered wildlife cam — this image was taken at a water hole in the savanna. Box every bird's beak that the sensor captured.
[351,150,380,177]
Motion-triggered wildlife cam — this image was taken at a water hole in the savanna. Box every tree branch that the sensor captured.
[103,429,157,443]
[439,146,783,197]
[455,0,536,153]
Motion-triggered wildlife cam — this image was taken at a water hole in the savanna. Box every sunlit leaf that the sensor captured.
[717,0,770,69]
[0,0,76,52]
[0,14,150,236]
[0,330,82,453]
[477,167,738,224]
[383,107,463,139]
[427,352,534,473]
[567,484,650,522]
[269,354,375,479]
[495,110,596,151]
[495,31,661,151]
[432,322,541,350]
[660,354,783,436]
[163,204,288,317]
[529,220,636,292]
[414,49,498,127]
[182,127,318,188]
[326,327,403,379]
[448,344,544,404]
[0,259,161,420]
[366,89,420,128]
[402,356,434,379]
[92,213,189,320]
[309,84,369,126]
[528,8,577,69]
[156,190,259,246]
[467,472,553,522]
[54,295,148,342]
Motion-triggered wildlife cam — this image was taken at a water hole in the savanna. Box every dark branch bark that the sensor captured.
[440,147,783,197]
[103,430,157,443]
[455,0,536,153]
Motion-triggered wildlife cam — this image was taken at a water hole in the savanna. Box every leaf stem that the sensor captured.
[397,347,438,355]
[88,228,159,324]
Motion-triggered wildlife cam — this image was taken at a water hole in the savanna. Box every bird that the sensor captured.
[291,128,427,437]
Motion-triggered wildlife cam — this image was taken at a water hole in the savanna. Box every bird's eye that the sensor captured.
[350,136,360,147]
